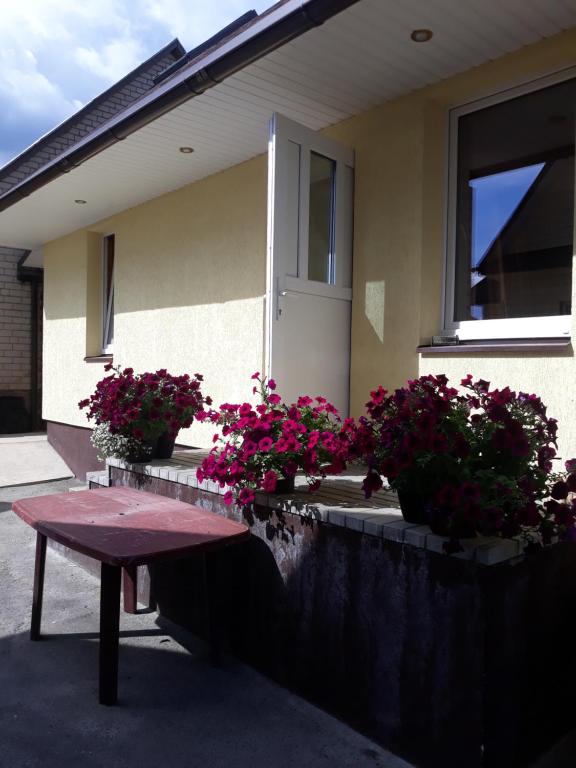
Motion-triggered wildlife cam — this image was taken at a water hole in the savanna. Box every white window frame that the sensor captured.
[444,67,576,341]
[101,234,115,354]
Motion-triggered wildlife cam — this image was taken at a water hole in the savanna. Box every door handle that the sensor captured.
[276,278,300,319]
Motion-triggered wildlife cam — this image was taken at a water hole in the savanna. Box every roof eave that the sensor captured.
[0,0,360,215]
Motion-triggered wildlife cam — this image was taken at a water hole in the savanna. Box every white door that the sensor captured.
[266,113,354,416]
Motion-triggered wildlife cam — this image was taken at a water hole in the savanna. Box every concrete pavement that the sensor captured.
[0,434,72,487]
[0,480,412,768]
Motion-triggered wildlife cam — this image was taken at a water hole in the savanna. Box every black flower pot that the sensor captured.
[275,476,296,494]
[125,432,177,463]
[428,507,477,539]
[397,490,429,525]
[154,432,177,459]
[125,444,153,463]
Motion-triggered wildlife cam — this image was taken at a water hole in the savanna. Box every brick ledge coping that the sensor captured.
[106,453,528,566]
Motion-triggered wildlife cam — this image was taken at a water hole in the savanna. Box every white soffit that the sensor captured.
[1,0,575,249]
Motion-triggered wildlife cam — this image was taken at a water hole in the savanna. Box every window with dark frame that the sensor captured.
[102,234,115,353]
[452,77,575,327]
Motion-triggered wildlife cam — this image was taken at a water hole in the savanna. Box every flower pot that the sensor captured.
[428,508,477,539]
[153,432,177,459]
[275,476,296,494]
[125,432,177,462]
[397,490,429,525]
[125,443,153,463]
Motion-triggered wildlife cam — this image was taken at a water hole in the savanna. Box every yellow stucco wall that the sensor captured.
[43,156,268,446]
[325,29,576,459]
[43,28,576,457]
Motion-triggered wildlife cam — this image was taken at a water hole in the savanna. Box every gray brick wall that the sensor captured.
[0,44,183,197]
[0,247,31,391]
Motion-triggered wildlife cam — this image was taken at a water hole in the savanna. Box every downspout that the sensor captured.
[17,253,43,431]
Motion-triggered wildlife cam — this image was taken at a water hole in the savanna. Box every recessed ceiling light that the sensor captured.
[74,199,87,204]
[179,146,194,154]
[411,29,433,43]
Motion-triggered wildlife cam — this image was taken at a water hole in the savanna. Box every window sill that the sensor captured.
[84,354,113,363]
[418,338,572,355]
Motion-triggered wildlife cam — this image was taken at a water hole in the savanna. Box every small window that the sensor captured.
[102,234,115,353]
[447,76,576,339]
[308,152,336,283]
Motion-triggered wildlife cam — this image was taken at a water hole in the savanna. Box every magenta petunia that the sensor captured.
[258,437,273,452]
[238,488,255,506]
[262,470,278,492]
[196,373,353,515]
[243,441,258,457]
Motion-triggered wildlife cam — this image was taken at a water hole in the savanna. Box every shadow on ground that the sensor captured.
[0,624,403,768]
[0,482,409,768]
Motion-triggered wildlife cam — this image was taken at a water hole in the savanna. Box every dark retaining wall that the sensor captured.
[47,421,103,480]
[109,465,576,768]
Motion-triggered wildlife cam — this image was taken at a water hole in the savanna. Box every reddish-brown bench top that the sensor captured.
[13,487,250,567]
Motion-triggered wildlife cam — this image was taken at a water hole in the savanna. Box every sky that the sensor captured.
[0,0,271,168]
[470,163,545,267]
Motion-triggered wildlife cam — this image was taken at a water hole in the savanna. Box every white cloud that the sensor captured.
[75,37,145,84]
[0,47,77,120]
[0,0,275,166]
[144,0,271,48]
[0,0,132,124]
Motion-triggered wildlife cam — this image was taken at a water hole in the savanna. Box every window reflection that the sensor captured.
[454,79,575,322]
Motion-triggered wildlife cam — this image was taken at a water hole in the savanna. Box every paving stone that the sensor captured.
[343,510,377,532]
[381,520,419,542]
[363,513,403,537]
[404,525,430,548]
[474,538,521,566]
[327,509,347,527]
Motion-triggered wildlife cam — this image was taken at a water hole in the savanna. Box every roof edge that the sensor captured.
[0,0,360,216]
[154,11,258,85]
[0,38,185,184]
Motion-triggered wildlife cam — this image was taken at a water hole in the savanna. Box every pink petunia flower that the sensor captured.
[262,470,278,492]
[238,488,255,506]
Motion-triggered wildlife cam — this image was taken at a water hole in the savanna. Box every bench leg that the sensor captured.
[99,563,121,705]
[30,532,47,641]
[122,566,138,614]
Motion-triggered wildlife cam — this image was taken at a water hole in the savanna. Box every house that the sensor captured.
[1,0,575,478]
